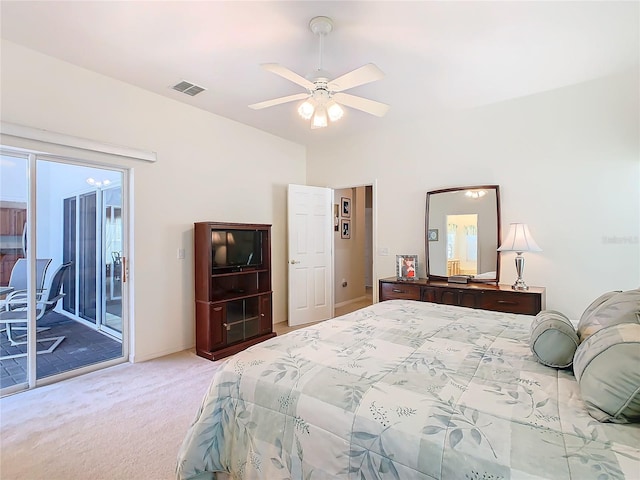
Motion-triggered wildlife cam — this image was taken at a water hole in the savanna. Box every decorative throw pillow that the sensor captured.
[579,291,620,325]
[573,323,640,423]
[529,310,579,368]
[577,289,640,343]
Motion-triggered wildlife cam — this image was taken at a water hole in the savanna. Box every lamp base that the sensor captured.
[511,279,530,290]
[512,253,529,290]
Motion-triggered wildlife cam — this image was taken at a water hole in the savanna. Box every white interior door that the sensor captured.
[287,184,333,327]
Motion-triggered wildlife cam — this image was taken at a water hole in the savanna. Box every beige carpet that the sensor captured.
[0,350,224,480]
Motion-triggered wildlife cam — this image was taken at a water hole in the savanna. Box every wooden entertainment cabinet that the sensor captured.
[379,277,545,315]
[194,222,276,360]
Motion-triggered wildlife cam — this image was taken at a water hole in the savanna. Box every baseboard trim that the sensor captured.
[335,295,368,309]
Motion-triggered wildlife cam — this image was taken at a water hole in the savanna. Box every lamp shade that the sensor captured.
[497,223,542,253]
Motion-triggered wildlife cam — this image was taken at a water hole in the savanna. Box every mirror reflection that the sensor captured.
[426,186,500,282]
[446,214,478,276]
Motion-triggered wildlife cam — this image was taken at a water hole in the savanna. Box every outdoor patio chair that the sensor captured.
[1,258,52,311]
[0,261,72,360]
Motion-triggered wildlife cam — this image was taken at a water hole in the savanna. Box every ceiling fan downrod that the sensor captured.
[309,16,333,78]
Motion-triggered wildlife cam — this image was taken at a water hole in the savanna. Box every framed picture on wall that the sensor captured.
[396,254,418,280]
[341,197,351,218]
[334,204,339,231]
[341,219,351,239]
[428,228,439,242]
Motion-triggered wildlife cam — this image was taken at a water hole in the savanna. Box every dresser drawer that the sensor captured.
[477,290,541,315]
[378,277,545,315]
[380,282,421,301]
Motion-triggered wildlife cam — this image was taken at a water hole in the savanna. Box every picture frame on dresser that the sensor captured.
[396,254,418,280]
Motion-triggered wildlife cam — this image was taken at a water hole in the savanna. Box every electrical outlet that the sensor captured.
[177,248,185,259]
[380,247,389,256]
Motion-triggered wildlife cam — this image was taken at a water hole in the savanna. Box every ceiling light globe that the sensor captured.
[327,102,344,122]
[298,101,315,120]
[311,107,328,128]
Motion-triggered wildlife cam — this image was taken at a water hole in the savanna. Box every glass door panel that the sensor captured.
[42,160,125,380]
[1,148,127,396]
[0,152,30,392]
[78,191,98,323]
[103,187,122,336]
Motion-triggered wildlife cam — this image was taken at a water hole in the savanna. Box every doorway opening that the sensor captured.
[333,184,374,316]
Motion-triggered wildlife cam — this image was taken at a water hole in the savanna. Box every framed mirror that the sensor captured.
[425,185,501,283]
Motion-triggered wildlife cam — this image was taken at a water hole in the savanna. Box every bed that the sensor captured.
[177,299,640,479]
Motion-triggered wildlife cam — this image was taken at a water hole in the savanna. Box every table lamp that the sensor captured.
[497,223,542,290]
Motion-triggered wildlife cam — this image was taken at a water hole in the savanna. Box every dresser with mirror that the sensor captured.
[379,185,545,315]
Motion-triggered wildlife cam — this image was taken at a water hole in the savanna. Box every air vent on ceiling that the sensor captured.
[172,80,206,97]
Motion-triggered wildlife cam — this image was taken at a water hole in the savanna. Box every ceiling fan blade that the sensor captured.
[333,93,390,117]
[248,93,309,110]
[327,64,385,92]
[261,63,315,90]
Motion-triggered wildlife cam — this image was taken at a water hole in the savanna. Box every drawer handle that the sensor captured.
[223,323,231,331]
[497,300,518,305]
[213,307,223,312]
[392,288,404,293]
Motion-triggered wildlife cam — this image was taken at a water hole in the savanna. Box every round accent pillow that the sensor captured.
[529,310,579,368]
[577,289,640,343]
[573,323,640,423]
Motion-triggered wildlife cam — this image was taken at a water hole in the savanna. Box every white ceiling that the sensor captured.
[1,1,638,147]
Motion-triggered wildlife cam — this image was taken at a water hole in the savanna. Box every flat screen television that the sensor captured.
[211,229,262,270]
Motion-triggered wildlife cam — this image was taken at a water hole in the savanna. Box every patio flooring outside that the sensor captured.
[1,311,122,389]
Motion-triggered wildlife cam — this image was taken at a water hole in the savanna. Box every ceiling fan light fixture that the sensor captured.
[249,15,389,129]
[311,106,328,129]
[327,101,344,122]
[297,99,315,120]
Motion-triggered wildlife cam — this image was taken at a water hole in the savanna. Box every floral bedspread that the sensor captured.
[177,300,640,480]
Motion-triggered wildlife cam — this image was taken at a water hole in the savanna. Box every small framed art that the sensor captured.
[428,229,439,242]
[396,254,418,280]
[334,204,339,231]
[341,197,351,218]
[341,219,351,239]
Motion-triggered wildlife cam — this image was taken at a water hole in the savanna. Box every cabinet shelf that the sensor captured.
[211,290,272,303]
[195,222,276,361]
[211,268,269,278]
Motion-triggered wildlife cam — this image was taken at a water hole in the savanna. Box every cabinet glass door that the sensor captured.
[225,297,260,345]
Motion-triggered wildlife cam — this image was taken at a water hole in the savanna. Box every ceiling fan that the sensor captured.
[248,16,389,129]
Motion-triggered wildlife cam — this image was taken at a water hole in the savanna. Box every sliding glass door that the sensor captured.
[103,187,123,336]
[0,152,30,391]
[0,149,128,395]
[62,182,123,339]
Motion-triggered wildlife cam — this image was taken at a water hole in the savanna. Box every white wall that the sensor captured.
[0,40,307,361]
[307,68,640,320]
